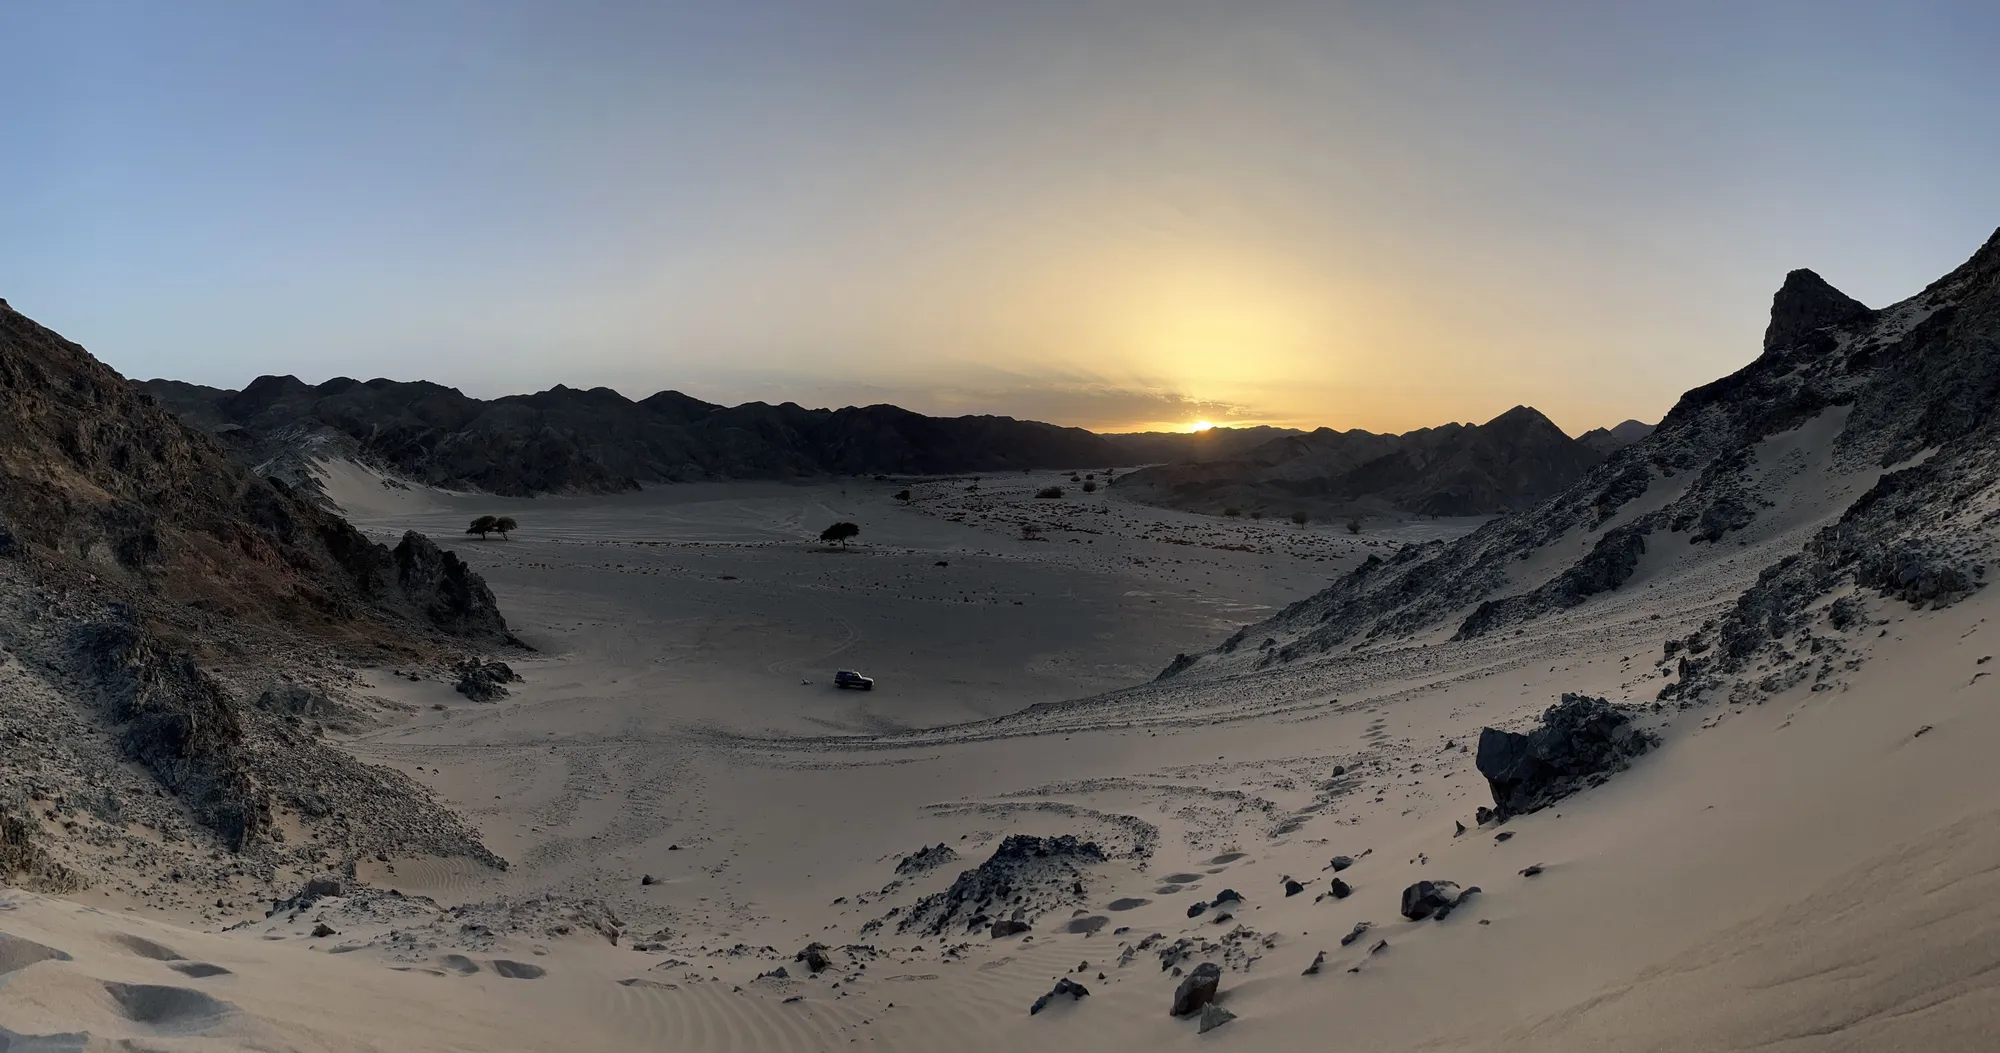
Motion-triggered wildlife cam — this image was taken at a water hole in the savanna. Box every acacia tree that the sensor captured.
[1291,510,1310,527]
[820,521,860,548]
[467,515,498,539]
[495,515,519,539]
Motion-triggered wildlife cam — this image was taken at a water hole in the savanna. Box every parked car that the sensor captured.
[834,670,874,691]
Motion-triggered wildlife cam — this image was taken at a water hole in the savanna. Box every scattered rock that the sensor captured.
[310,923,336,938]
[1325,878,1352,900]
[1520,864,1544,878]
[1187,901,1207,919]
[1198,1003,1236,1033]
[1339,922,1372,947]
[1283,879,1305,897]
[991,920,1031,939]
[1327,855,1354,872]
[1029,977,1090,1015]
[1302,950,1326,975]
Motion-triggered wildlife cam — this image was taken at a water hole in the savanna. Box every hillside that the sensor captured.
[140,376,1127,498]
[1100,424,1305,464]
[1168,229,2000,701]
[1113,405,1610,519]
[0,299,508,896]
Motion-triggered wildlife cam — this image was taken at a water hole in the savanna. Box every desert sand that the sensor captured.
[5,458,1998,1052]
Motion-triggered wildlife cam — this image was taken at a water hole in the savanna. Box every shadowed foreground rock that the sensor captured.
[1476,694,1657,819]
[1170,961,1221,1016]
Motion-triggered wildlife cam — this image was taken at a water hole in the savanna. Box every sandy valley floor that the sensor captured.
[6,466,2000,1052]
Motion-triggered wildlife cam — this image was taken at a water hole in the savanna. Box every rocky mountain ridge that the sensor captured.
[1171,228,2000,703]
[1113,405,1617,519]
[141,375,1129,499]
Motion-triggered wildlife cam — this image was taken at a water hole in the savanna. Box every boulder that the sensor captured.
[795,943,832,973]
[1327,855,1354,872]
[1476,694,1656,818]
[1399,881,1462,921]
[1198,1004,1236,1033]
[1170,961,1221,1017]
[1283,879,1305,897]
[990,919,1031,939]
[1029,977,1090,1015]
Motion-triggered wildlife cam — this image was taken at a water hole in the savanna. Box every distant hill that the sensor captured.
[1100,425,1305,465]
[1111,406,1610,519]
[1577,418,1657,455]
[139,377,1127,498]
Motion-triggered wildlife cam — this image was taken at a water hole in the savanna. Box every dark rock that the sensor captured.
[990,920,1031,939]
[897,834,1105,936]
[1302,950,1326,975]
[1283,879,1305,897]
[1475,694,1657,819]
[1028,977,1090,1015]
[1495,832,1514,843]
[1520,864,1544,878]
[1339,922,1371,947]
[1187,901,1207,919]
[795,943,833,973]
[1170,961,1221,1017]
[1399,880,1462,921]
[1763,268,1872,353]
[1325,878,1352,900]
[452,657,522,702]
[1327,855,1354,872]
[1211,888,1241,906]
[310,923,336,938]
[393,531,511,638]
[1198,1003,1236,1033]
[640,874,655,886]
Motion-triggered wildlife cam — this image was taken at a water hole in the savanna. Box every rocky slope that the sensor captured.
[1577,418,1655,456]
[1113,406,1609,519]
[141,376,1126,498]
[0,299,508,897]
[1169,229,2000,703]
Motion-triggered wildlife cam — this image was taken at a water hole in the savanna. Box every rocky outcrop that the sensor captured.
[1476,695,1657,819]
[895,834,1106,936]
[893,843,960,876]
[452,658,520,701]
[394,533,507,639]
[1764,269,1874,353]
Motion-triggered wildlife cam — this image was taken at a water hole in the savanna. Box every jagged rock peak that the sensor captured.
[1763,268,1871,353]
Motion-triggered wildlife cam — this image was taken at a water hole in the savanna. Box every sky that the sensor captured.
[4,1,1997,435]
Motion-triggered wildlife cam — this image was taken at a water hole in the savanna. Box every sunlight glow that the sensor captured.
[1188,419,1215,432]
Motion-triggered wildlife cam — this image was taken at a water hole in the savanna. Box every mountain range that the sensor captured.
[1112,407,1651,519]
[140,375,1644,519]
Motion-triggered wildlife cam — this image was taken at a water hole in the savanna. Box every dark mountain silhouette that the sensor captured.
[1112,406,1607,518]
[1169,228,2000,704]
[140,376,1127,498]
[1100,425,1306,465]
[1577,418,1657,455]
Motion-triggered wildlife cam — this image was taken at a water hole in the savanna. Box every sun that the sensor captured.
[1188,420,1215,432]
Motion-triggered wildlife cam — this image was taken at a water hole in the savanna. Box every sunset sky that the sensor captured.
[5,1,1997,434]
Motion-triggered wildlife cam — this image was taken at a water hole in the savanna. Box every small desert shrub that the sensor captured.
[1291,510,1310,526]
[1223,507,1241,518]
[1036,486,1065,499]
[1082,481,1097,493]
[1346,516,1362,534]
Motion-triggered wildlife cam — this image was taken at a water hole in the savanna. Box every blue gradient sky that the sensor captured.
[4,1,1995,432]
